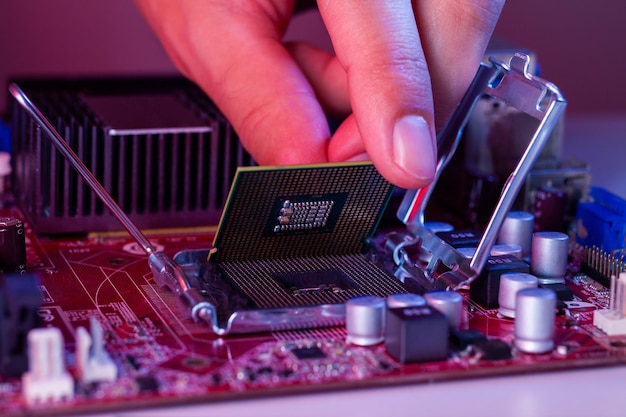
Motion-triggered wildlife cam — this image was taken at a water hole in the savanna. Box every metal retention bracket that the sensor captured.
[396,53,566,290]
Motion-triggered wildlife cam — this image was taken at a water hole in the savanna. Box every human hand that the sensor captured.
[135,1,504,189]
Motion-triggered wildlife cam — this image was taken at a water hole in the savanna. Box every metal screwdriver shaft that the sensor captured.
[9,83,156,255]
[9,83,216,329]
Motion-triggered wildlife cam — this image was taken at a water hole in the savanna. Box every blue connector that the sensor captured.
[576,187,626,252]
[0,120,9,153]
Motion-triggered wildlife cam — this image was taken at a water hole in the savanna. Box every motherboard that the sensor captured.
[0,204,625,417]
[2,53,626,416]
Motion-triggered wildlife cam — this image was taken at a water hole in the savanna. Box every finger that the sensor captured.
[326,115,367,161]
[286,42,351,117]
[318,1,437,189]
[413,0,505,129]
[135,0,329,165]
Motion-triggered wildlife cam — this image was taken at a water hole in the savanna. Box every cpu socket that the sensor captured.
[174,162,410,334]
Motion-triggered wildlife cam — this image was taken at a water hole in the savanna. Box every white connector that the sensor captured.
[594,272,626,335]
[22,327,74,403]
[75,317,117,384]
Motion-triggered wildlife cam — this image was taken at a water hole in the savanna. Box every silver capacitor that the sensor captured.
[498,211,534,261]
[530,231,569,284]
[424,290,463,329]
[491,243,523,260]
[386,293,426,309]
[345,296,385,346]
[514,288,556,354]
[498,273,539,318]
[458,243,522,260]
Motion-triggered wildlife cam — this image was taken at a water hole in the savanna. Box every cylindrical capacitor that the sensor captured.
[491,243,523,260]
[498,273,539,318]
[514,288,556,354]
[530,231,569,284]
[345,296,385,346]
[387,293,426,309]
[424,290,463,329]
[0,217,27,274]
[458,244,522,260]
[498,211,534,261]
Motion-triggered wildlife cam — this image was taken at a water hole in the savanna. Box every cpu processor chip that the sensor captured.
[210,162,394,262]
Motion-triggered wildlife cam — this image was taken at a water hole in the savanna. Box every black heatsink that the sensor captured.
[10,78,254,234]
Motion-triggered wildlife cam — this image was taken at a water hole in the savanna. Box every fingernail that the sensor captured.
[392,115,436,181]
[347,152,370,162]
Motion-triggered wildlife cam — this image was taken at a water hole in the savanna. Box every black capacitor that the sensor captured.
[436,230,482,248]
[385,305,448,364]
[0,218,27,274]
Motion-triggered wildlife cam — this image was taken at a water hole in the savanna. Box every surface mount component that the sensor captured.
[385,305,448,364]
[394,53,567,291]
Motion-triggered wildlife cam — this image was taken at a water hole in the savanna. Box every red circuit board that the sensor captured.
[1,208,626,417]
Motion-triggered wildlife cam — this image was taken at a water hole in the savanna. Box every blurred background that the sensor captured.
[0,0,624,195]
